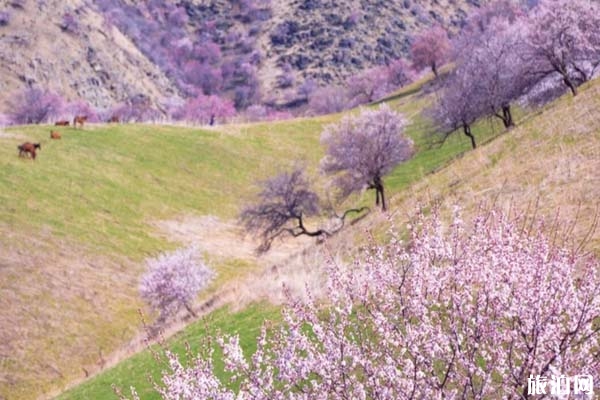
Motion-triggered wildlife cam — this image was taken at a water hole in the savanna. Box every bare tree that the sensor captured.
[523,0,600,96]
[240,168,324,252]
[410,25,451,78]
[321,104,413,211]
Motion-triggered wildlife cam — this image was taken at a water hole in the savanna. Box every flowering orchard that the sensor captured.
[122,209,600,399]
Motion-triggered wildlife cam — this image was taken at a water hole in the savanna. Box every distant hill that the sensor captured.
[0,0,482,114]
[0,0,178,112]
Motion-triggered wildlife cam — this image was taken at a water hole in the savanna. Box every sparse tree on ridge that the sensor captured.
[321,104,413,211]
[139,246,214,328]
[410,25,451,78]
[523,0,600,96]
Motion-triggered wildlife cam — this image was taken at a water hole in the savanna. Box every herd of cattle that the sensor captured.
[16,115,115,160]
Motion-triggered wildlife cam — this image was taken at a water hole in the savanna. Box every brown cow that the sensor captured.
[50,130,61,139]
[55,120,70,126]
[73,115,87,128]
[108,115,120,123]
[17,142,41,159]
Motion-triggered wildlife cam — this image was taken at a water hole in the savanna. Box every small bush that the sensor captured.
[60,12,80,34]
[0,11,11,26]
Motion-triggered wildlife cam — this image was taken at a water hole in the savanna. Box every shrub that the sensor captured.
[0,11,11,26]
[65,100,99,122]
[7,87,64,124]
[60,12,80,34]
[110,95,160,122]
[307,85,348,115]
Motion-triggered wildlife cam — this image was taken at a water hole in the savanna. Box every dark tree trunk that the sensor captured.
[563,75,578,96]
[502,104,514,128]
[372,176,386,211]
[463,122,476,149]
[431,62,439,78]
[379,185,386,212]
[297,215,326,237]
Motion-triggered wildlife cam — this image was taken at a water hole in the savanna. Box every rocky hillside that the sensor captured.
[0,0,482,114]
[0,0,179,112]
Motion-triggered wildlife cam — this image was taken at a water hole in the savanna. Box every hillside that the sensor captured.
[0,74,491,399]
[55,78,600,399]
[0,0,482,114]
[0,0,179,111]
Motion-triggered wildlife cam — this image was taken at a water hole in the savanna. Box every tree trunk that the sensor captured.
[463,122,476,149]
[431,62,439,78]
[373,177,386,211]
[563,75,578,96]
[379,185,386,212]
[502,104,514,128]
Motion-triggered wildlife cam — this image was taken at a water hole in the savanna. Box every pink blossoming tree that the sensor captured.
[524,0,600,96]
[321,104,413,211]
[121,208,600,399]
[410,25,451,78]
[139,246,214,328]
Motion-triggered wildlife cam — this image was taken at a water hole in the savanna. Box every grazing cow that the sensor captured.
[55,120,70,126]
[17,142,41,159]
[108,115,119,123]
[73,115,87,128]
[50,130,61,139]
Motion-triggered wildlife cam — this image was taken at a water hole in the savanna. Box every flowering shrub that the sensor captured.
[174,94,235,125]
[139,246,213,327]
[65,100,99,122]
[110,95,160,122]
[307,85,348,115]
[7,87,64,124]
[122,208,600,399]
